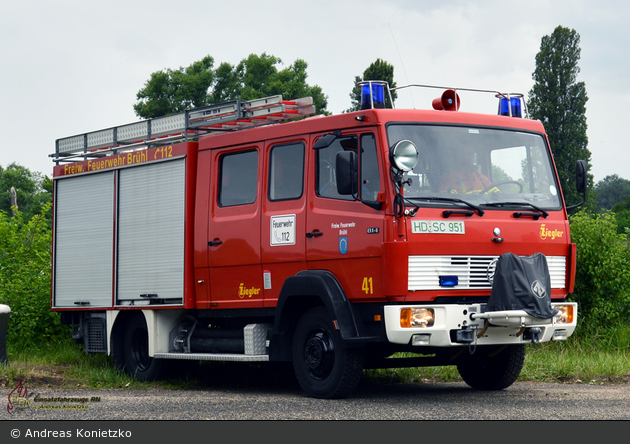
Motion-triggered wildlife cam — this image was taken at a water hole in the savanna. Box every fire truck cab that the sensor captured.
[51,83,583,399]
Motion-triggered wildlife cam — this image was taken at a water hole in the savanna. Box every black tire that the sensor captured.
[115,315,170,382]
[456,344,525,390]
[292,307,364,399]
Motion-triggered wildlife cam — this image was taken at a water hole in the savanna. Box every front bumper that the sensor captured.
[384,302,577,347]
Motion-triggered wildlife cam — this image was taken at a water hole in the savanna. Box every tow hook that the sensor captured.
[456,323,481,354]
[529,327,542,344]
[457,326,475,344]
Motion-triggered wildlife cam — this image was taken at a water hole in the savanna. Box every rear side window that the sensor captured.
[268,142,305,201]
[219,150,258,207]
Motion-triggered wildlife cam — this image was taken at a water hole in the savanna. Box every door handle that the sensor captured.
[306,231,323,238]
[208,240,223,247]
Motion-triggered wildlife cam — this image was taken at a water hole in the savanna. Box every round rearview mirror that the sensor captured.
[391,140,419,172]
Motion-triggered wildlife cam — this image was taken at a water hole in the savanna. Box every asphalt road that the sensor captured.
[4,379,630,421]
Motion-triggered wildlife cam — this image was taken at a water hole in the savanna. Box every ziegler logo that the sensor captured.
[539,224,564,240]
[238,284,261,299]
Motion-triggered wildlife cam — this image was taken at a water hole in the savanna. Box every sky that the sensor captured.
[1,0,628,184]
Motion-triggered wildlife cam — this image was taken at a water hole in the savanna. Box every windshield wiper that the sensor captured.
[407,196,485,216]
[482,201,549,219]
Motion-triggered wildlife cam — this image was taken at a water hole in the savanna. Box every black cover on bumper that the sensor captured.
[485,252,559,319]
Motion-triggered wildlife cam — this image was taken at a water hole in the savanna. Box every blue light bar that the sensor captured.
[360,81,386,110]
[498,96,522,118]
[439,275,459,287]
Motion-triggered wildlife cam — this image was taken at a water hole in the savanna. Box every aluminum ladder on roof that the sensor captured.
[51,95,316,164]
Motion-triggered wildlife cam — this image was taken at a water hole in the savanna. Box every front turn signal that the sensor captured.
[400,308,435,328]
[555,305,574,324]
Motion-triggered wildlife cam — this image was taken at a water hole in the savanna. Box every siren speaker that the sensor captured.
[432,89,461,111]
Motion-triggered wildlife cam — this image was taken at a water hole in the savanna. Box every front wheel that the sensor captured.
[456,344,525,390]
[292,307,364,399]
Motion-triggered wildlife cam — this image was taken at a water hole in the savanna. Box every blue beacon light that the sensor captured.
[498,96,522,118]
[360,81,387,110]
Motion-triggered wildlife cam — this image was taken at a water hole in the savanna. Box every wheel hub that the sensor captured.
[303,331,334,379]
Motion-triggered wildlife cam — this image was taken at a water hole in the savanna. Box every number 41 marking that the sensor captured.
[362,277,373,294]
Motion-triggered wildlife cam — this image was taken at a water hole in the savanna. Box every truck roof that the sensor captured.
[51,86,544,165]
[197,107,547,151]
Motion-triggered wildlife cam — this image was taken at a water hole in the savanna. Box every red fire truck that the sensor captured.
[50,82,584,399]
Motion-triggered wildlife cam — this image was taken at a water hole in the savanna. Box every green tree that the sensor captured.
[133,56,215,119]
[209,61,241,104]
[211,54,329,115]
[595,174,630,211]
[527,26,593,209]
[0,163,52,226]
[346,59,397,112]
[134,53,328,119]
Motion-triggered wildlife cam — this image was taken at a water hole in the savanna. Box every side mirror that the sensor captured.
[576,159,587,194]
[567,160,588,211]
[336,150,358,196]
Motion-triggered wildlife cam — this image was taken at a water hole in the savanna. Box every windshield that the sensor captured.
[387,124,562,210]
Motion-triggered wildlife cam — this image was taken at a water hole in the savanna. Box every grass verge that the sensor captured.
[1,327,629,391]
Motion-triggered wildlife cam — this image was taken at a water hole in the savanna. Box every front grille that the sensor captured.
[408,255,566,291]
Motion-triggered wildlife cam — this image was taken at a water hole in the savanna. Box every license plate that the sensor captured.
[411,220,465,234]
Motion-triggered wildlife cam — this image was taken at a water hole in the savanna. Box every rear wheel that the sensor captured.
[457,344,525,390]
[292,307,364,399]
[114,315,170,382]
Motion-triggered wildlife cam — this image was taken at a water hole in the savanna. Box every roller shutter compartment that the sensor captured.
[116,159,185,305]
[53,171,115,308]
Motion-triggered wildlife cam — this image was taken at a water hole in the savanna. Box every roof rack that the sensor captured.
[51,95,316,164]
[390,84,530,118]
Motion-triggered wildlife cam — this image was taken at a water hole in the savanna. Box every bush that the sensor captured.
[611,195,630,234]
[614,209,630,235]
[569,210,630,329]
[0,204,69,348]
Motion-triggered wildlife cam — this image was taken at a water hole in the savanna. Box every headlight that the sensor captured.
[400,308,435,328]
[554,305,574,324]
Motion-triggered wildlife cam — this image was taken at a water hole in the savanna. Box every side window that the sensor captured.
[218,150,258,207]
[360,133,381,203]
[269,142,305,201]
[316,133,381,203]
[316,135,357,201]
